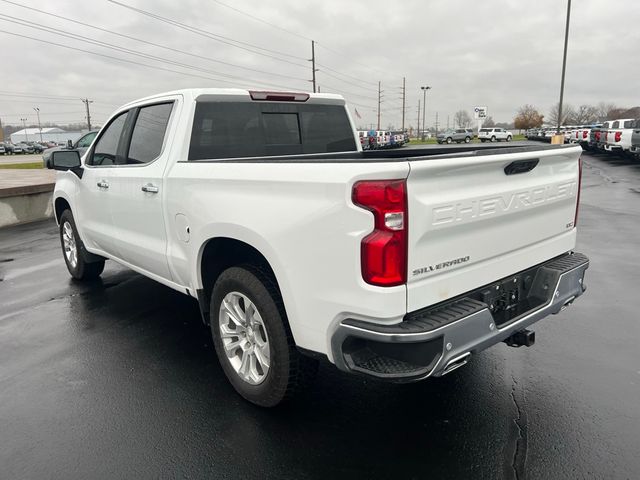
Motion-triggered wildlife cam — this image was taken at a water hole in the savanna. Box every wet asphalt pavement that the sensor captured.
[1,149,639,479]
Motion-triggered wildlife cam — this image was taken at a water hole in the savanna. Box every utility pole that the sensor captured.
[401,77,406,131]
[416,100,420,139]
[557,0,572,133]
[20,118,28,142]
[447,115,450,129]
[33,107,43,142]
[309,40,318,93]
[435,112,439,137]
[420,86,431,140]
[377,81,382,130]
[81,98,93,130]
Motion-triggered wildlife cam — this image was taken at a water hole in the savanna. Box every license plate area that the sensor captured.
[476,270,546,326]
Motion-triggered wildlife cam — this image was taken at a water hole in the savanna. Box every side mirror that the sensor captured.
[50,150,82,176]
[66,139,73,149]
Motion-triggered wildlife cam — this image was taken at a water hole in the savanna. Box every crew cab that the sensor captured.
[478,127,512,142]
[48,88,589,407]
[604,118,636,154]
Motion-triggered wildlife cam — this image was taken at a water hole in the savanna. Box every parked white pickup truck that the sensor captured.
[604,118,636,154]
[48,88,589,406]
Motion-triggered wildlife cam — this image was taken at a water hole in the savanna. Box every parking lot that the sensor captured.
[0,148,638,479]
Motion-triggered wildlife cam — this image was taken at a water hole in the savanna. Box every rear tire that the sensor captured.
[506,135,512,142]
[210,266,317,407]
[59,210,105,280]
[465,136,470,143]
[446,137,452,144]
[491,136,497,142]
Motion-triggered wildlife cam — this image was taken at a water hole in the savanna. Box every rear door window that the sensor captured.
[126,102,174,165]
[188,102,357,160]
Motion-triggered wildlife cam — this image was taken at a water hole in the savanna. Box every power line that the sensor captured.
[315,68,378,91]
[315,62,378,88]
[210,0,312,42]
[316,43,400,80]
[318,84,377,102]
[0,17,305,90]
[106,0,309,68]
[0,0,309,83]
[0,29,301,91]
[208,0,398,81]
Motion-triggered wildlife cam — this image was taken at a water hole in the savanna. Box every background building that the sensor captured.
[10,127,84,144]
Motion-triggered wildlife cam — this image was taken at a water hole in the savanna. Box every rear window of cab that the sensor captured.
[188,102,357,160]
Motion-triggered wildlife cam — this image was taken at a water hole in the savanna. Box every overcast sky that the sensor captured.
[0,0,638,130]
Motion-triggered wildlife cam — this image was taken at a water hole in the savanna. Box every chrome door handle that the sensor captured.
[141,183,159,194]
[97,180,109,189]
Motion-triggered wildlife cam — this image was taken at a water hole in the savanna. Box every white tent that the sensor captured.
[10,128,83,144]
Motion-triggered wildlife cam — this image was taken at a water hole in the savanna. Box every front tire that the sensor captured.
[210,266,317,407]
[491,136,497,142]
[465,136,471,143]
[506,135,512,142]
[59,210,105,280]
[446,137,452,144]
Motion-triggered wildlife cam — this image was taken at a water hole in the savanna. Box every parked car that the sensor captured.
[28,142,45,153]
[42,130,98,167]
[603,118,635,155]
[48,88,589,407]
[376,130,390,148]
[478,127,512,142]
[15,142,35,154]
[357,131,369,150]
[0,144,5,155]
[630,120,640,158]
[11,143,24,154]
[575,124,601,148]
[437,128,473,144]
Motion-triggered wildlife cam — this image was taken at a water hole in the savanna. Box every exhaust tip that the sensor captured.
[442,352,471,375]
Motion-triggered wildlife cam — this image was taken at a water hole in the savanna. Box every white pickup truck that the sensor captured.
[48,88,589,407]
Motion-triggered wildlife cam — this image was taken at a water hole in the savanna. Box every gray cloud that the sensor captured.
[0,0,638,129]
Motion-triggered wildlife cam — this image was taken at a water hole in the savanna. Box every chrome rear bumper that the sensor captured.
[331,252,589,381]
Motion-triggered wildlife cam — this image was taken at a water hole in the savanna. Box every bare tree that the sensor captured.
[514,104,544,130]
[548,103,575,126]
[482,116,496,127]
[595,102,618,121]
[572,104,599,124]
[454,110,472,128]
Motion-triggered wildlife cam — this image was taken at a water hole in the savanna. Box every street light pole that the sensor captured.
[33,107,42,142]
[557,0,572,134]
[420,86,431,141]
[20,118,28,142]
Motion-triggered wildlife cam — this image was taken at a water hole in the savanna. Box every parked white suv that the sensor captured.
[478,127,513,142]
[47,88,588,406]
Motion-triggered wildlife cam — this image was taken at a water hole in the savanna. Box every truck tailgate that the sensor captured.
[406,145,582,312]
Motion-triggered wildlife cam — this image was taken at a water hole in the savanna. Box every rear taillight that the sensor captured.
[615,131,622,142]
[574,157,582,228]
[583,130,588,139]
[595,131,601,141]
[352,180,407,287]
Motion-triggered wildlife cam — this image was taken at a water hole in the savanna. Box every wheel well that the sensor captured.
[54,197,71,223]
[199,238,280,324]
